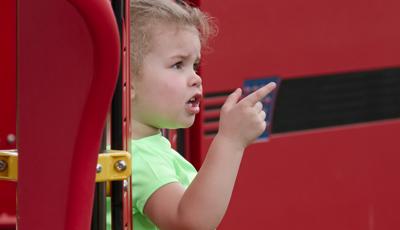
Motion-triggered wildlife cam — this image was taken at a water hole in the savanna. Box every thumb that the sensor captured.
[222,88,242,109]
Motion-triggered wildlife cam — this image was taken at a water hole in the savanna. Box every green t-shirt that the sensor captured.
[107,133,197,230]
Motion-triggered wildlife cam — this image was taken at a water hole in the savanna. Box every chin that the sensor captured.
[164,116,196,129]
[179,119,195,129]
[176,122,194,129]
[164,121,194,130]
[183,123,194,128]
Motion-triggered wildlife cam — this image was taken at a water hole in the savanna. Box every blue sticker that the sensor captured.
[243,77,281,141]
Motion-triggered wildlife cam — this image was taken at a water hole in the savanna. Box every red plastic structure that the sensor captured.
[18,0,120,229]
[0,0,17,229]
[197,0,400,229]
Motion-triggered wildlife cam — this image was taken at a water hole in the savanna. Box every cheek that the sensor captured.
[136,71,186,104]
[138,82,177,108]
[158,78,185,96]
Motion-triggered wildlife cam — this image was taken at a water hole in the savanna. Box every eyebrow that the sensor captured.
[170,54,201,62]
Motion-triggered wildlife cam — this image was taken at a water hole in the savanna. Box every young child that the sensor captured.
[129,0,276,229]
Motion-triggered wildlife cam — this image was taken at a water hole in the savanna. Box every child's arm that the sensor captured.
[144,83,277,230]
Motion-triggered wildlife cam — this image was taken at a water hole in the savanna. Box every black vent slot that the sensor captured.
[272,67,400,133]
[203,90,232,136]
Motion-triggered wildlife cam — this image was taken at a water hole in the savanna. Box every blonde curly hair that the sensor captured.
[130,0,216,76]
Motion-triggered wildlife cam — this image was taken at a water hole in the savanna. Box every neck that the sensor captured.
[131,119,160,139]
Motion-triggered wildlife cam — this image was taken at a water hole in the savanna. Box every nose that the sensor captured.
[189,72,202,87]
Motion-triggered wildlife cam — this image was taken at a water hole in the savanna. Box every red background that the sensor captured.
[199,0,400,229]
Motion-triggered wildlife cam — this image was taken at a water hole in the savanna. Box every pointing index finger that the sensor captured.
[241,82,277,106]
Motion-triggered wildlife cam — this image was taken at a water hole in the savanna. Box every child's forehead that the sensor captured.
[149,22,198,38]
[144,26,201,60]
[146,23,200,50]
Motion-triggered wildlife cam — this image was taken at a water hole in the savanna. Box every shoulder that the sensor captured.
[132,144,180,214]
[132,142,177,182]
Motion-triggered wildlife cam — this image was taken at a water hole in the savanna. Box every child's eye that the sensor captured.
[194,62,200,73]
[172,61,183,69]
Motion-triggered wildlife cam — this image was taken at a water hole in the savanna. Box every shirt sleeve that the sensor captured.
[132,151,179,215]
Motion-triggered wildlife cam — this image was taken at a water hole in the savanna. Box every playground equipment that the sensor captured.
[1,0,400,229]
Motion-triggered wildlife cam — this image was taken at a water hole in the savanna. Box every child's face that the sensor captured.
[132,24,202,137]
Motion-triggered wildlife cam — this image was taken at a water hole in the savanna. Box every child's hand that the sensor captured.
[217,82,277,150]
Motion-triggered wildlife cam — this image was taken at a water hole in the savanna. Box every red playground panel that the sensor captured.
[18,0,120,229]
[198,0,400,229]
[0,0,17,229]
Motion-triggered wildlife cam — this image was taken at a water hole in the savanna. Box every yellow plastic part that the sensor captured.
[96,150,131,182]
[0,150,131,182]
[0,150,18,181]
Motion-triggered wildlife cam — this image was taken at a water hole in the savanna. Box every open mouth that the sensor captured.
[186,94,201,107]
[185,93,202,114]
